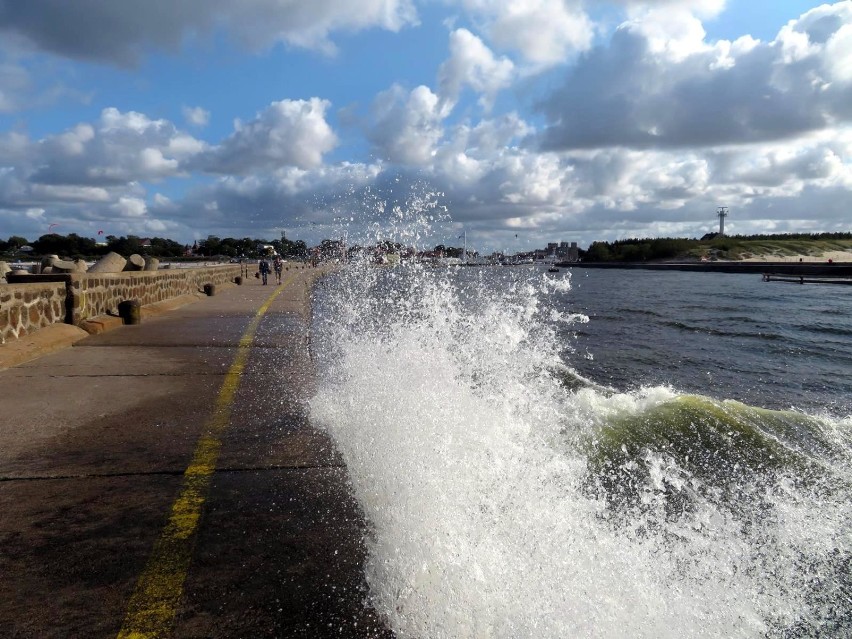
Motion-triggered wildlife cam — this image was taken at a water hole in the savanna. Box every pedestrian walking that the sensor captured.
[258,257,270,285]
[273,255,283,284]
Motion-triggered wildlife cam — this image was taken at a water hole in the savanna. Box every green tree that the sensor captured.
[198,235,222,256]
[7,235,30,249]
[106,235,142,255]
[148,237,185,257]
[232,237,256,258]
[584,242,612,262]
[620,243,649,261]
[288,240,307,258]
[271,237,308,258]
[215,237,239,257]
[32,233,73,256]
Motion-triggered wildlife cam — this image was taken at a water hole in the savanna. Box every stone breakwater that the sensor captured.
[0,265,244,344]
[0,281,67,344]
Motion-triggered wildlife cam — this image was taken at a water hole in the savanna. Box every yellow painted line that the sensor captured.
[117,276,296,639]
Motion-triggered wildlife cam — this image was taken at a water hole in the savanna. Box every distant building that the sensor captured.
[535,241,579,262]
[563,242,579,262]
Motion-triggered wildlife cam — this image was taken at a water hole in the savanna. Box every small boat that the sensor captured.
[548,266,559,273]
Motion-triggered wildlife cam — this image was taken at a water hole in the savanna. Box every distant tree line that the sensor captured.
[5,230,849,263]
[196,235,308,259]
[0,233,309,260]
[0,233,188,259]
[0,236,30,254]
[583,238,699,262]
[582,231,852,262]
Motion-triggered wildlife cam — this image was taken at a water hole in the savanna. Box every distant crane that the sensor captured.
[717,206,728,236]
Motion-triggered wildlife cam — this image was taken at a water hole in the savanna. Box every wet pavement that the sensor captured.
[0,268,394,638]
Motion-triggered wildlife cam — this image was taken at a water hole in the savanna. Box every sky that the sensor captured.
[1,0,850,253]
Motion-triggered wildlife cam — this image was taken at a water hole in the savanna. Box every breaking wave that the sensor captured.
[309,256,852,638]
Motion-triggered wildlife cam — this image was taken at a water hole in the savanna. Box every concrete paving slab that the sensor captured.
[0,371,218,476]
[75,315,255,348]
[7,344,233,378]
[0,474,183,639]
[174,468,392,639]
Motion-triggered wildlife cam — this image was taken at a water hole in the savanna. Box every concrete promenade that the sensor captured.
[0,268,393,638]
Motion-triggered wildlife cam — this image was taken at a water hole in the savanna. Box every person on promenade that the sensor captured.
[273,254,283,284]
[258,257,270,285]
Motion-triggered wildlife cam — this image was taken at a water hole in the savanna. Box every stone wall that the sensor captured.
[1,265,243,344]
[67,265,242,323]
[0,282,67,344]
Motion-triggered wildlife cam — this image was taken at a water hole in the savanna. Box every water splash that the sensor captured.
[309,217,851,637]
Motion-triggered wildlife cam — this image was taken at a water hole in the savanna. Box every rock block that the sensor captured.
[89,252,127,273]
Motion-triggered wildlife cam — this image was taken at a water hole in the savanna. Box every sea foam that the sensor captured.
[309,256,851,638]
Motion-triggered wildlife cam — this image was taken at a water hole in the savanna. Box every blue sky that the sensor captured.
[1,1,850,253]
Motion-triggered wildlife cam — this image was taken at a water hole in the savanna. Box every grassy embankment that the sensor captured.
[583,235,852,262]
[689,237,852,261]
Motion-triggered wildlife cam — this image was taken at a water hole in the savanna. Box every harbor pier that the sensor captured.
[0,268,392,638]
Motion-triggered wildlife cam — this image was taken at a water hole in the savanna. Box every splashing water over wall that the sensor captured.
[309,224,851,638]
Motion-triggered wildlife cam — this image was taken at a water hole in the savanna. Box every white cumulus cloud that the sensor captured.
[536,2,852,151]
[182,105,210,127]
[0,0,419,64]
[438,28,515,109]
[28,108,204,186]
[367,84,449,165]
[197,98,338,173]
[458,0,594,66]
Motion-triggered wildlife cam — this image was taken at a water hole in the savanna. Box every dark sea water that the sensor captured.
[555,268,852,417]
[309,262,852,638]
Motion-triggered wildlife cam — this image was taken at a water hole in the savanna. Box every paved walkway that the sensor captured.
[0,268,393,638]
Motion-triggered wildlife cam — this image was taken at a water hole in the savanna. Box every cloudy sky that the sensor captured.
[1,0,850,252]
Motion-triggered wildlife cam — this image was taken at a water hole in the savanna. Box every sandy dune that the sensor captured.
[740,250,852,263]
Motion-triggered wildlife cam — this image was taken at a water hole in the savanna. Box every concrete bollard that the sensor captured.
[124,254,145,271]
[117,299,141,325]
[89,251,127,273]
[50,257,77,273]
[144,256,159,271]
[203,283,216,296]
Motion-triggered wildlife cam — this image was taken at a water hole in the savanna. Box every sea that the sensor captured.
[309,260,852,638]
